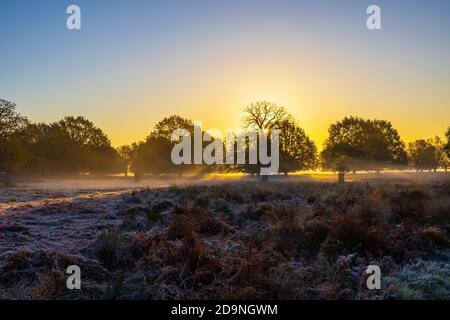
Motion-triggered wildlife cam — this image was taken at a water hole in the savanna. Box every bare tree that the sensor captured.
[242,101,289,131]
[242,101,290,181]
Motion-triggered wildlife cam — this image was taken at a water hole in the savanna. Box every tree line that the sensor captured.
[1,99,449,185]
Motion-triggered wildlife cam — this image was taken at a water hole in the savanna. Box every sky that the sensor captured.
[1,0,449,147]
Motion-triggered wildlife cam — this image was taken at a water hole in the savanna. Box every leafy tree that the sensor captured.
[369,120,408,170]
[87,145,123,175]
[0,137,29,186]
[0,99,29,186]
[20,123,81,174]
[56,116,120,174]
[321,117,407,182]
[132,115,195,179]
[0,99,28,136]
[443,127,450,171]
[132,137,175,176]
[408,138,445,172]
[57,116,110,147]
[20,116,121,175]
[149,115,194,140]
[117,144,138,176]
[233,131,261,176]
[278,119,317,174]
[432,136,448,172]
[445,127,450,158]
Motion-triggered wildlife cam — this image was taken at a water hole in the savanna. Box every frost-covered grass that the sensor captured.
[387,256,450,299]
[0,175,449,300]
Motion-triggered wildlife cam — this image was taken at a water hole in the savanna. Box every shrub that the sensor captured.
[93,229,136,270]
[322,214,385,257]
[301,220,330,254]
[168,206,227,239]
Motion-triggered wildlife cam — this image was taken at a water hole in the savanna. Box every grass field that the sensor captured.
[0,173,449,300]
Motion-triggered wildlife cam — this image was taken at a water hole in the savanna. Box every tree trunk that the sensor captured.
[338,172,345,184]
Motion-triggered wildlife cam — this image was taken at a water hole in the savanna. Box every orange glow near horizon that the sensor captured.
[94,60,450,149]
[4,1,449,149]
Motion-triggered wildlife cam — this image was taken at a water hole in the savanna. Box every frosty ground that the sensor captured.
[0,173,449,300]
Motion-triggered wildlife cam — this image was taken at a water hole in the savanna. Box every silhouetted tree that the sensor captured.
[278,119,317,174]
[0,99,28,135]
[132,137,175,176]
[117,144,138,176]
[443,127,450,172]
[408,138,445,172]
[58,116,110,148]
[432,136,449,172]
[20,123,81,174]
[234,131,261,176]
[20,116,121,175]
[132,115,195,178]
[57,116,122,174]
[321,117,407,183]
[242,101,290,180]
[85,145,122,175]
[445,127,450,159]
[149,115,194,140]
[242,101,289,132]
[369,120,408,171]
[0,137,29,186]
[0,99,29,186]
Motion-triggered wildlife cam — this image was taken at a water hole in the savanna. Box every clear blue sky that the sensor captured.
[1,0,449,146]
